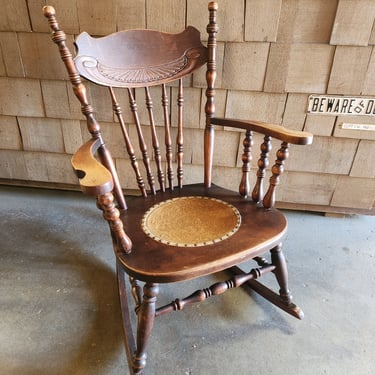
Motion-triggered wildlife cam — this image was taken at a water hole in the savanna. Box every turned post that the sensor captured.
[43,6,126,209]
[132,283,159,374]
[239,130,253,198]
[252,135,271,203]
[145,87,165,192]
[155,263,275,317]
[162,84,174,190]
[263,141,289,209]
[109,87,147,197]
[127,88,156,195]
[176,79,184,189]
[97,193,132,253]
[204,1,218,187]
[271,244,292,304]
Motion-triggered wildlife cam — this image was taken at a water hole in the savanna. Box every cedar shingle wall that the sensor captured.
[0,0,374,213]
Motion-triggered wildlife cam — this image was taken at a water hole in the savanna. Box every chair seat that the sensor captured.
[116,184,287,283]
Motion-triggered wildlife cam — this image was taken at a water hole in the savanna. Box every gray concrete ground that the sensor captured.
[1,185,374,375]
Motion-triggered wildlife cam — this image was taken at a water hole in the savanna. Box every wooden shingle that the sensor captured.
[330,0,375,46]
[28,0,79,34]
[147,0,185,33]
[117,0,146,30]
[77,0,117,35]
[0,32,24,77]
[277,0,338,43]
[42,80,71,119]
[287,136,358,175]
[0,77,44,117]
[328,46,372,95]
[0,150,27,179]
[18,32,73,80]
[245,0,282,42]
[222,42,269,91]
[0,44,5,76]
[61,119,83,155]
[226,91,287,124]
[23,151,49,181]
[0,0,31,32]
[362,48,375,95]
[280,171,337,206]
[350,140,375,178]
[304,115,336,137]
[18,117,65,153]
[331,176,375,209]
[282,94,309,131]
[45,152,78,184]
[265,43,335,93]
[0,115,22,150]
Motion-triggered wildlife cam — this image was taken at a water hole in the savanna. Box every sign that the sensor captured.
[307,95,375,116]
[341,123,375,131]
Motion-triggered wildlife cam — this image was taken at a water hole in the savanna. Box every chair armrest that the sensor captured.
[211,117,313,145]
[71,138,114,196]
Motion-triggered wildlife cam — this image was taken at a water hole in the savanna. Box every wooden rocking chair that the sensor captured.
[44,2,313,374]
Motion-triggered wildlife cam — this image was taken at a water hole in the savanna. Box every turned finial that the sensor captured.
[43,5,55,18]
[43,5,59,32]
[208,2,218,11]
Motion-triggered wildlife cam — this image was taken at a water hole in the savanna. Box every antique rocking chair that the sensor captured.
[44,2,313,374]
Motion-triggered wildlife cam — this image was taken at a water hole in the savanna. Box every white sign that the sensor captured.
[307,95,375,116]
[341,123,375,131]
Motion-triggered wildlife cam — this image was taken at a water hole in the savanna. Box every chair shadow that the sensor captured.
[0,215,125,375]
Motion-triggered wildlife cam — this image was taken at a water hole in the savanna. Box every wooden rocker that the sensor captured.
[44,2,313,373]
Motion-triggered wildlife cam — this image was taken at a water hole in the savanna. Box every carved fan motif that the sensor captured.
[75,48,201,87]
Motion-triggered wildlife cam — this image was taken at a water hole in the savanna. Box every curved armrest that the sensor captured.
[71,138,114,196]
[211,117,313,145]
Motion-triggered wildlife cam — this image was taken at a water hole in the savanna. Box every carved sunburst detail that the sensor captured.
[76,49,201,86]
[98,55,188,83]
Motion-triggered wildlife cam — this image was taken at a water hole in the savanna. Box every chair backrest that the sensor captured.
[43,3,218,207]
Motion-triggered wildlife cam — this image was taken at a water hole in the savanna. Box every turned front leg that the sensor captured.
[130,277,143,314]
[271,244,292,304]
[132,283,159,374]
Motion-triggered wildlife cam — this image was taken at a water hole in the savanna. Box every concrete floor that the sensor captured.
[1,185,374,375]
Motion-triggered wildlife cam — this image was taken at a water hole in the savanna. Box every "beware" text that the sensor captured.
[307,95,375,116]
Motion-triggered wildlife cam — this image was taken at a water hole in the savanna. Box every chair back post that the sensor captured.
[204,2,218,187]
[43,6,126,209]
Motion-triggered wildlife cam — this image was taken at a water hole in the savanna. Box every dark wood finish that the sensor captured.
[97,192,132,253]
[155,261,276,317]
[73,27,207,88]
[252,135,271,203]
[117,262,136,374]
[133,283,159,373]
[109,87,147,197]
[210,117,313,145]
[116,184,287,283]
[229,265,304,320]
[239,130,253,198]
[162,84,174,190]
[42,5,126,210]
[71,138,113,196]
[44,2,313,373]
[204,1,219,187]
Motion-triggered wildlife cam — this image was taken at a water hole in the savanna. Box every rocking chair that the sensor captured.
[43,2,313,374]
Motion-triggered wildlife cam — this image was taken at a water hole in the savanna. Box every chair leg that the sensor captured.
[229,242,304,319]
[132,283,159,374]
[270,244,292,304]
[117,261,137,374]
